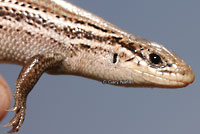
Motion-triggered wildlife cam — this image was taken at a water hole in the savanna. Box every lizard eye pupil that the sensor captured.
[149,53,162,64]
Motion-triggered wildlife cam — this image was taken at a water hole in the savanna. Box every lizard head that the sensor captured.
[114,36,194,88]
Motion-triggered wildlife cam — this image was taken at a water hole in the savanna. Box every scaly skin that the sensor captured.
[0,0,194,133]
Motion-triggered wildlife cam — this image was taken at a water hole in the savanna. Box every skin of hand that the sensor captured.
[0,75,12,121]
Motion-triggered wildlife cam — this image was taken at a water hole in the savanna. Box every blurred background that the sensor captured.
[0,0,199,134]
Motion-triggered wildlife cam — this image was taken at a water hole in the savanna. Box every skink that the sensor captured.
[0,0,194,133]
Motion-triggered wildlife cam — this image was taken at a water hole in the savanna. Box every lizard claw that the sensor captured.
[4,103,26,133]
[5,106,18,112]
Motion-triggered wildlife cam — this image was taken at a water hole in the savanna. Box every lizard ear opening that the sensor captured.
[113,53,118,63]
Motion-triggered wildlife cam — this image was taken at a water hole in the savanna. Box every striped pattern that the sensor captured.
[0,1,194,132]
[0,0,145,64]
[0,0,194,87]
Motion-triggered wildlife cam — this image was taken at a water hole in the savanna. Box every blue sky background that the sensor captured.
[0,0,199,134]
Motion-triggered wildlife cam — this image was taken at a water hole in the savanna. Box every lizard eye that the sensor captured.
[149,53,162,64]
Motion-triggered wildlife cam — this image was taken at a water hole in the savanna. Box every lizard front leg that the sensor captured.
[4,53,64,133]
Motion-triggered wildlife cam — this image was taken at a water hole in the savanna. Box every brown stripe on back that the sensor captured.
[5,0,115,34]
[87,23,108,33]
[0,5,145,60]
[80,43,91,49]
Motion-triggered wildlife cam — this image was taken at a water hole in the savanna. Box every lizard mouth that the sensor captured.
[141,65,195,88]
